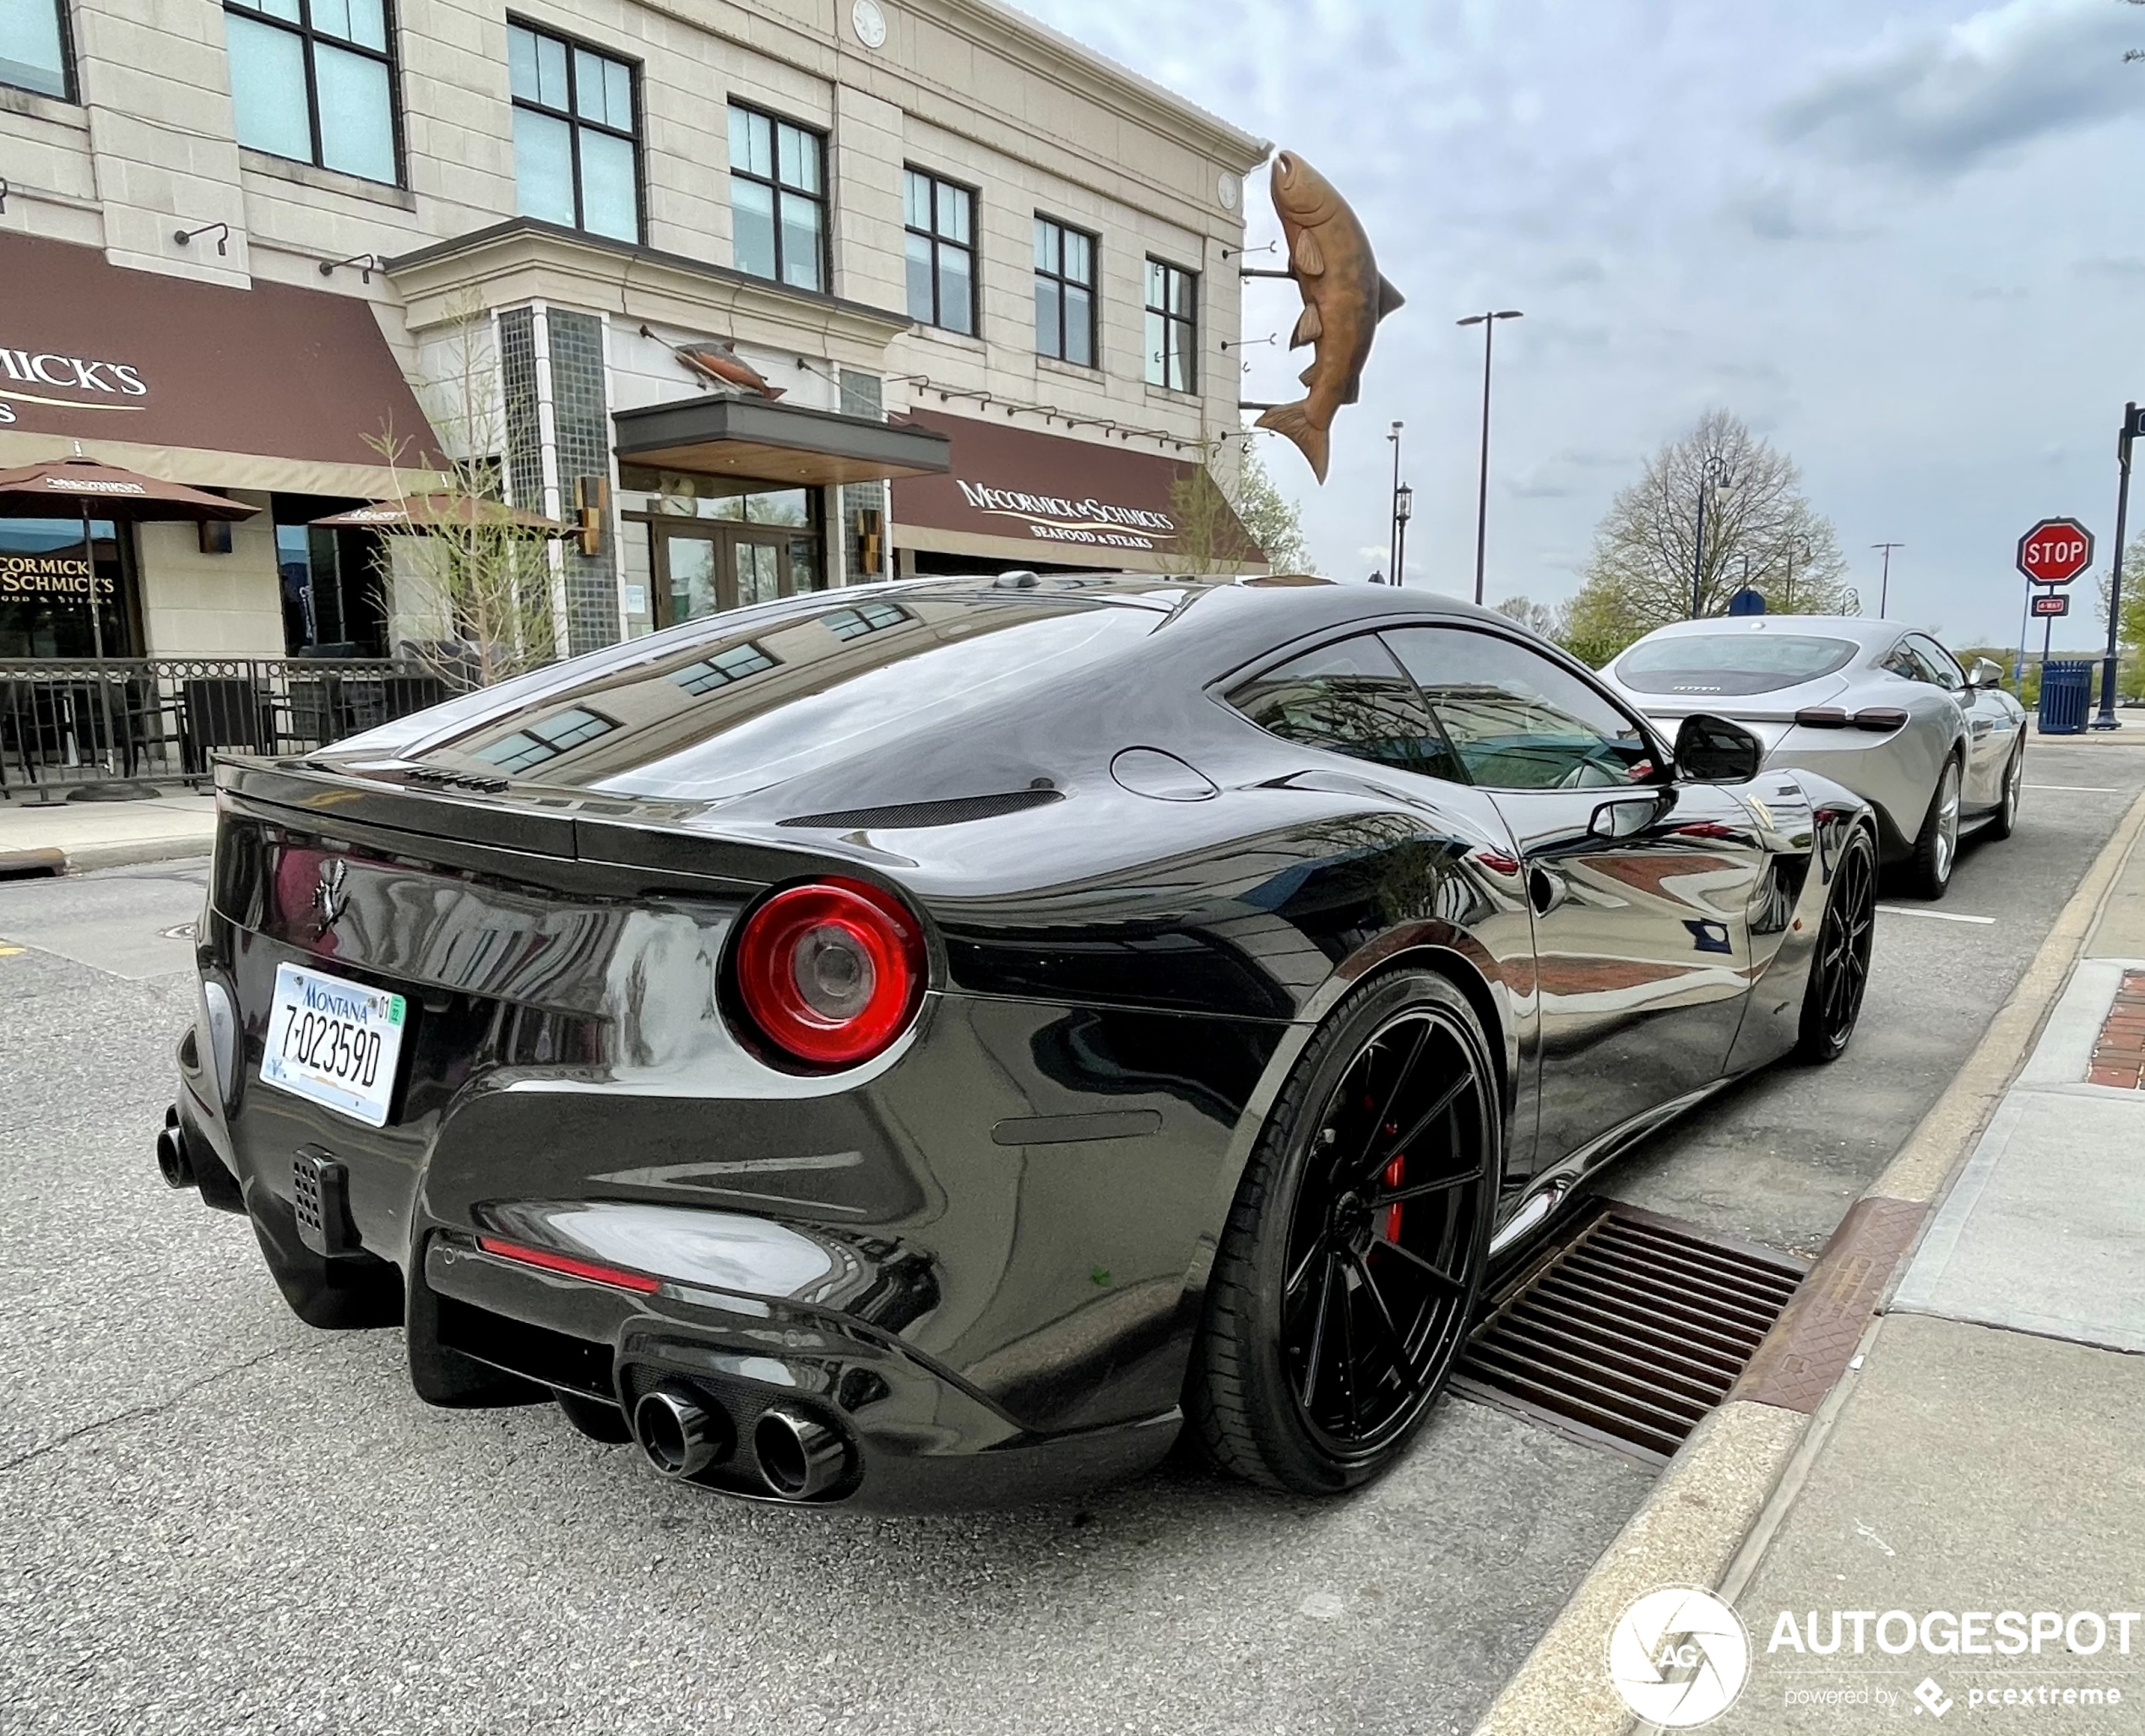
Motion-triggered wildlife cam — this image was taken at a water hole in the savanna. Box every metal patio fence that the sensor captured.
[0,657,466,799]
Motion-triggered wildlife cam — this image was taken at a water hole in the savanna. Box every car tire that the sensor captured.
[1187,967,1496,1495]
[1903,754,1963,900]
[1985,740,2024,842]
[1796,826,1876,1064]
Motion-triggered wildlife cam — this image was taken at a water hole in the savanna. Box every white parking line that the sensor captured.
[1875,905,1998,925]
[2026,784,2123,794]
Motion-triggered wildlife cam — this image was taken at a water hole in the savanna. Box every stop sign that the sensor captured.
[2017,518,2095,585]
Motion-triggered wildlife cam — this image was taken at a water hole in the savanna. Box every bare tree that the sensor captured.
[365,299,561,689]
[1562,410,1854,663]
[1169,436,1317,575]
[1491,594,1556,637]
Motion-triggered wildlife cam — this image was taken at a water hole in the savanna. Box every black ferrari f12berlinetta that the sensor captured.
[163,572,1875,1507]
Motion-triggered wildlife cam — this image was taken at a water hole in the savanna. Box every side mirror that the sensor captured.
[1967,657,2005,691]
[1674,712,1763,784]
[1589,795,1663,839]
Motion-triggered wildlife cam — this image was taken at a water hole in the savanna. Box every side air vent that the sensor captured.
[779,789,1064,830]
[406,767,512,795]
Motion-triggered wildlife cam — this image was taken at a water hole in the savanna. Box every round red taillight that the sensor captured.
[732,879,926,1068]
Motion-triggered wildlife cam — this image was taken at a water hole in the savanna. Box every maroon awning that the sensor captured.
[888,407,1263,573]
[0,231,438,494]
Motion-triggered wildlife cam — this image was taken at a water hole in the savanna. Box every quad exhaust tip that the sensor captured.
[752,1406,850,1500]
[155,1106,195,1190]
[632,1385,731,1480]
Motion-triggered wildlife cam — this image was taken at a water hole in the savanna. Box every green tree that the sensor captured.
[2093,540,2145,700]
[1564,410,1854,663]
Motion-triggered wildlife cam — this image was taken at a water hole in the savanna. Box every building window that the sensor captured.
[1,0,72,99]
[1034,217,1095,368]
[224,0,398,183]
[508,20,638,242]
[904,169,975,335]
[824,600,909,640]
[728,104,826,291]
[1144,258,1198,393]
[473,706,616,773]
[673,643,776,695]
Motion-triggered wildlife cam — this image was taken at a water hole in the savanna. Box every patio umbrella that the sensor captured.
[0,454,257,786]
[311,493,567,534]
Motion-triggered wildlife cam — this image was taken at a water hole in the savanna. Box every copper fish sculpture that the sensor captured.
[1256,152,1404,483]
[677,341,786,400]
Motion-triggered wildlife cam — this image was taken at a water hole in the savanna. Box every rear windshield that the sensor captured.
[368,594,1158,800]
[1615,633,1859,696]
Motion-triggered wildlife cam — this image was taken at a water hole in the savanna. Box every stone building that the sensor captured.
[0,0,1270,665]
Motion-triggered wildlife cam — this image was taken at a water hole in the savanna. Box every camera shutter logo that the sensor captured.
[1606,1585,1751,1728]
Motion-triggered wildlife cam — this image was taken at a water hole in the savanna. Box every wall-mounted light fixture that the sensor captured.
[318,252,383,285]
[573,475,609,557]
[174,222,231,256]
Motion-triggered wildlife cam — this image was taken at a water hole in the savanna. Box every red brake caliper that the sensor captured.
[1381,1152,1405,1245]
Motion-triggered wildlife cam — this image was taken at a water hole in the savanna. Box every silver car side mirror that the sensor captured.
[1967,657,2005,691]
[1589,795,1662,839]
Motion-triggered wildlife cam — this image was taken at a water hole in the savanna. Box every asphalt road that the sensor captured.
[1,741,2137,1736]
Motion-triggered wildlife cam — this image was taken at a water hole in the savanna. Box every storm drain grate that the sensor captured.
[1452,1202,1808,1464]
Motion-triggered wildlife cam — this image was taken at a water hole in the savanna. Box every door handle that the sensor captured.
[1529,866,1565,915]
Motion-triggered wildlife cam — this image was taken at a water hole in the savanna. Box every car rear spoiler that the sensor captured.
[215,759,882,892]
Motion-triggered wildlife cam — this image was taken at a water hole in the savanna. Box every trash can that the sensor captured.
[2038,659,2093,735]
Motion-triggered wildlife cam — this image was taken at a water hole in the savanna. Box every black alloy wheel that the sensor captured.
[1797,826,1877,1063]
[1189,968,1496,1495]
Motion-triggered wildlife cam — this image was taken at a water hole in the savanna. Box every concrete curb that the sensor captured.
[57,838,216,873]
[1468,780,2145,1736]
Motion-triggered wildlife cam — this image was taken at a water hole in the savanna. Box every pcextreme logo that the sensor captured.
[1607,1585,1752,1728]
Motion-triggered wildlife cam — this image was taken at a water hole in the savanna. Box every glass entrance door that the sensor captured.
[654,526,806,627]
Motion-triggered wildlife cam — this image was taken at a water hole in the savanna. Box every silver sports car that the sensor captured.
[1601,616,2027,899]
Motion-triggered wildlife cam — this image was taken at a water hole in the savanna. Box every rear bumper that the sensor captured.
[416,1230,1181,1511]
[174,908,1283,1509]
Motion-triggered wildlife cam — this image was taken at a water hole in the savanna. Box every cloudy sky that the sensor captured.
[1019,0,2145,648]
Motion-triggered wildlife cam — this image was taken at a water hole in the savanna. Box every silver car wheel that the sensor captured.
[1935,759,1960,882]
[2003,744,2023,827]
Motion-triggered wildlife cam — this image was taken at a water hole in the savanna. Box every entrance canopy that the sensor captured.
[0,231,439,496]
[612,393,950,488]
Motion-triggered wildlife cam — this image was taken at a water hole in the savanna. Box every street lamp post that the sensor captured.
[2094,402,2137,730]
[1872,542,1903,617]
[1457,310,1522,605]
[1395,482,1414,589]
[1783,534,1811,611]
[1691,454,1731,618]
[1386,420,1404,586]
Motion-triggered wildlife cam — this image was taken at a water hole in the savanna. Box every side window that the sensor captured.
[1908,634,1964,690]
[1228,634,1463,783]
[1882,641,1931,684]
[1383,626,1655,791]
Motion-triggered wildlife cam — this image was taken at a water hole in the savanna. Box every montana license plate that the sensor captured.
[260,963,408,1128]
